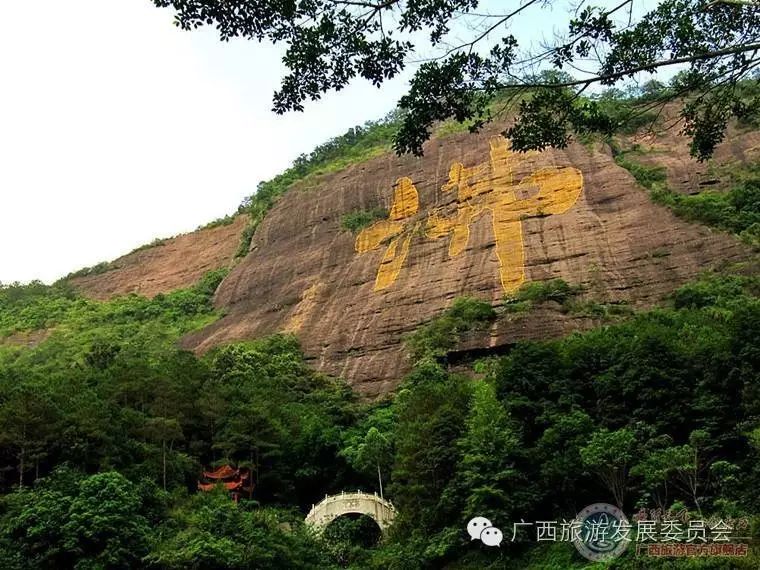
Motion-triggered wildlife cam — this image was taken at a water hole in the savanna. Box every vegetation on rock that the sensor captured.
[617,154,760,248]
[404,297,496,362]
[340,208,388,234]
[651,170,760,248]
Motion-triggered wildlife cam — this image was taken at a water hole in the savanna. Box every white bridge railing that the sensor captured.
[308,490,396,512]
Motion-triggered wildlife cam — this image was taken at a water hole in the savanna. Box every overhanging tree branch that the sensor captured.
[153,0,760,159]
[515,42,760,90]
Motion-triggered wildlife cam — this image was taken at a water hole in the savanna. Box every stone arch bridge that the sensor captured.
[305,491,396,534]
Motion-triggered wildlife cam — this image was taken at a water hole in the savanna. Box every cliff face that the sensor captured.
[178,124,754,397]
[71,215,247,300]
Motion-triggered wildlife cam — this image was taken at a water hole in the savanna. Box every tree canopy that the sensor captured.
[152,0,760,159]
[1,266,760,567]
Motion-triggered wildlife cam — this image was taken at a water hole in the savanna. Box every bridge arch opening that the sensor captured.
[323,513,382,548]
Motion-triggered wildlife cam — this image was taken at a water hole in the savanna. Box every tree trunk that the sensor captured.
[18,445,24,489]
[162,438,167,491]
[254,447,259,486]
[210,419,216,462]
[377,461,384,500]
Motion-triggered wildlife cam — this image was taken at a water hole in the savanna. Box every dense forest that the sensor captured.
[0,261,758,568]
[1,79,759,568]
[3,0,759,564]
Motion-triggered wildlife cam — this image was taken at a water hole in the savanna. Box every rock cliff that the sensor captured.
[71,215,247,300]
[176,124,755,397]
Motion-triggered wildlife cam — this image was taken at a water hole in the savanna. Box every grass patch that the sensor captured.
[340,208,388,233]
[197,214,236,231]
[405,297,496,361]
[614,153,667,190]
[63,261,115,280]
[434,117,478,138]
[296,146,389,188]
[128,237,169,255]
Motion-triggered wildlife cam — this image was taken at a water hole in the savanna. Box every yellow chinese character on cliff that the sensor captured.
[427,136,583,292]
[355,136,583,293]
[355,177,421,291]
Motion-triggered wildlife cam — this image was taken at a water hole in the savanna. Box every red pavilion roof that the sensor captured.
[202,465,239,480]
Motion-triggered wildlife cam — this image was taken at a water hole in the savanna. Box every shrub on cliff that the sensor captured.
[404,297,496,361]
[341,208,388,234]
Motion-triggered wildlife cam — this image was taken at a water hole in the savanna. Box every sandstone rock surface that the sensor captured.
[71,215,247,300]
[179,125,753,397]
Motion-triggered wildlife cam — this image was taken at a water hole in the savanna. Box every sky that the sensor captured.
[0,0,660,284]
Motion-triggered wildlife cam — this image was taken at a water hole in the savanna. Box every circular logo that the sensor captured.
[573,503,630,561]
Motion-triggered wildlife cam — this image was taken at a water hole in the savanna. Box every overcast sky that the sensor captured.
[0,0,659,284]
